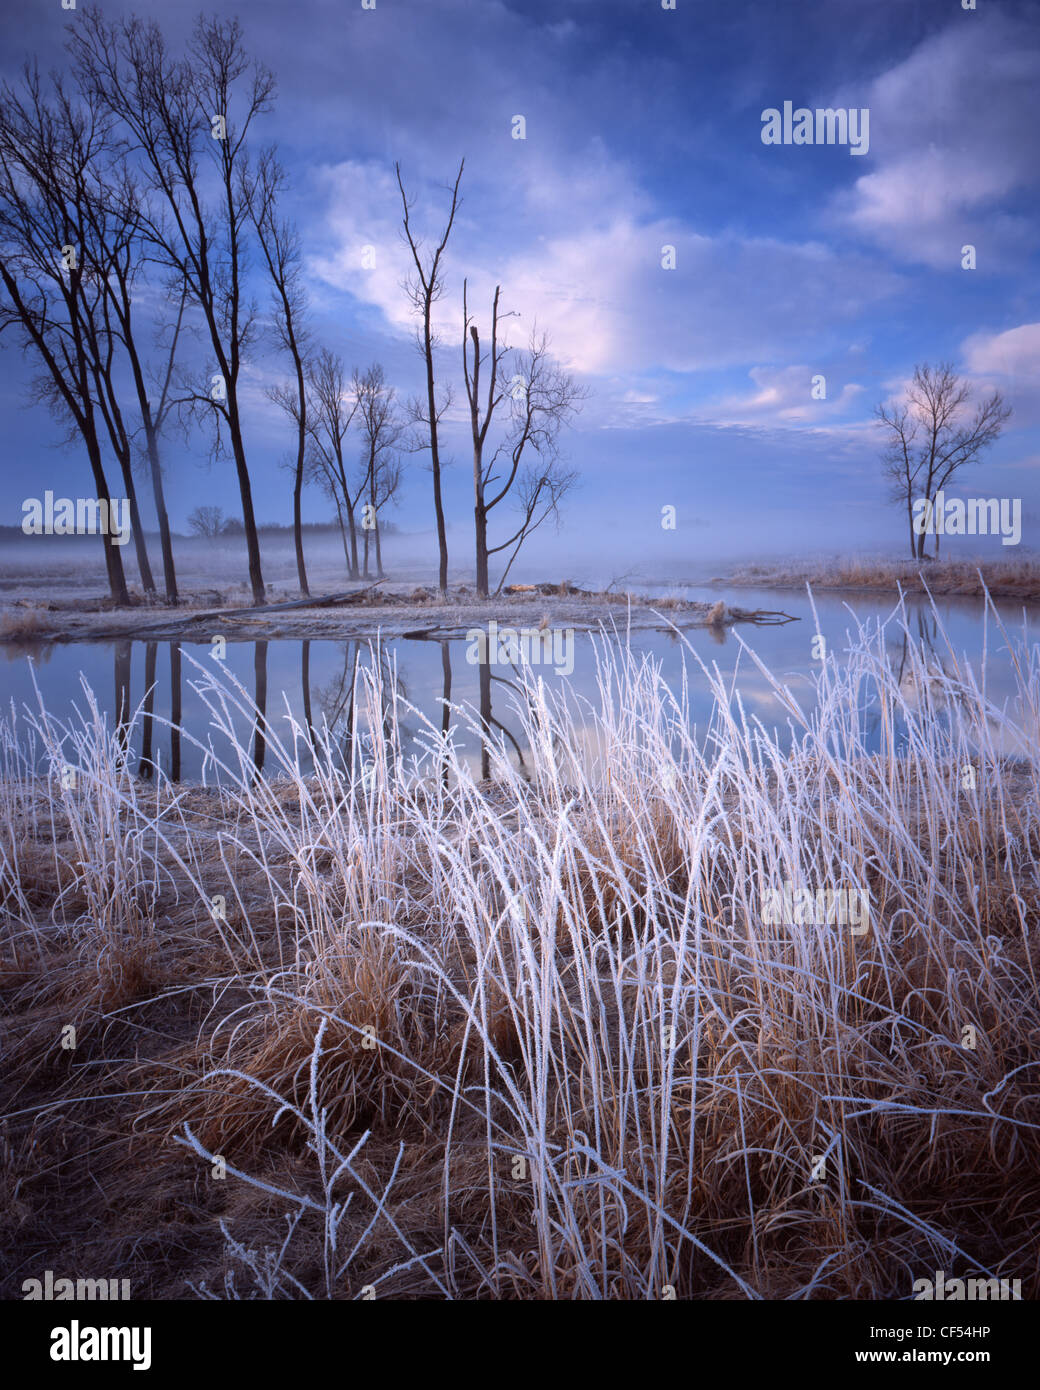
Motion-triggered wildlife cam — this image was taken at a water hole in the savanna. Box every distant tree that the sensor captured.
[878,363,1011,559]
[462,280,585,596]
[187,505,225,539]
[354,364,404,579]
[396,159,464,596]
[305,348,362,579]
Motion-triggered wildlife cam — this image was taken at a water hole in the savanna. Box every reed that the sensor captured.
[1,595,1037,1299]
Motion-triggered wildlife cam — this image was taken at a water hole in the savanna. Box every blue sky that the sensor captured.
[1,0,1038,574]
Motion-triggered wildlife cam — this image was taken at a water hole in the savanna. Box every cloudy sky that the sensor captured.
[1,0,1038,574]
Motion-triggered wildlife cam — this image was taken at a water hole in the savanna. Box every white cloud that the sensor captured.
[311,162,901,380]
[961,322,1040,427]
[704,365,866,426]
[962,323,1040,379]
[832,18,1040,266]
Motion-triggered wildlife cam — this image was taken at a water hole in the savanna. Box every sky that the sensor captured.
[1,0,1038,579]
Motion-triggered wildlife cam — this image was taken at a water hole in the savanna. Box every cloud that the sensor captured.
[703,365,866,426]
[962,322,1040,426]
[962,323,1040,379]
[832,17,1040,267]
[311,162,902,380]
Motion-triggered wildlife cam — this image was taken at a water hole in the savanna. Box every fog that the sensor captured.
[4,514,1025,606]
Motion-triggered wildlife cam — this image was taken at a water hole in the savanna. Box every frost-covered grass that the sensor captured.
[1,596,1038,1299]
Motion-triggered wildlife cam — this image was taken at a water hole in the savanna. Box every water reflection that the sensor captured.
[0,589,1034,783]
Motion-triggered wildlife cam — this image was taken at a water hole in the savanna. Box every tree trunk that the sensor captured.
[475,502,489,598]
[228,417,266,604]
[142,419,179,604]
[293,469,308,596]
[333,501,351,574]
[86,438,130,605]
[424,307,449,595]
[114,448,156,594]
[292,345,310,596]
[346,506,360,580]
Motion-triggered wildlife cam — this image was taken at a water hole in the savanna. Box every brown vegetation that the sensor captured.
[1,612,1038,1299]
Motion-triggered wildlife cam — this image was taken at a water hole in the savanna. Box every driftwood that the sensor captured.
[652,607,798,633]
[728,608,798,624]
[402,627,470,641]
[504,581,593,598]
[402,606,798,643]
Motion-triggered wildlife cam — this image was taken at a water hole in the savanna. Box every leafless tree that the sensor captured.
[59,105,187,605]
[396,159,463,596]
[71,12,276,604]
[878,363,1011,559]
[0,64,130,604]
[88,170,186,605]
[46,82,161,597]
[354,363,404,579]
[253,149,311,596]
[187,505,225,539]
[462,280,585,596]
[305,348,361,579]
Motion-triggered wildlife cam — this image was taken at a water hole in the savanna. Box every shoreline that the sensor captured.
[3,555,1039,645]
[719,557,1040,602]
[0,585,797,645]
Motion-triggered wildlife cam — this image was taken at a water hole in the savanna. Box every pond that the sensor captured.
[1,584,1036,782]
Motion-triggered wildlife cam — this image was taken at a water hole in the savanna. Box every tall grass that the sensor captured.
[1,596,1038,1299]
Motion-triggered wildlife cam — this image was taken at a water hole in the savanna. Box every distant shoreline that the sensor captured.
[719,557,1040,603]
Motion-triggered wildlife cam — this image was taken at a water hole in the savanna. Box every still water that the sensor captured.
[1,586,1035,782]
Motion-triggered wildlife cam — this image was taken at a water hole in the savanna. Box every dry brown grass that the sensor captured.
[1,605,1038,1299]
[0,606,49,643]
[728,555,1040,600]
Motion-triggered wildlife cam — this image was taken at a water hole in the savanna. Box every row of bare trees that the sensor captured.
[0,13,585,607]
[396,161,586,598]
[0,12,280,604]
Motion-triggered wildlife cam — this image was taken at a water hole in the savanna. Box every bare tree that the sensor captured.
[253,149,311,596]
[396,159,463,596]
[462,280,585,596]
[187,505,225,539]
[877,402,924,560]
[353,363,404,579]
[68,111,187,604]
[86,164,186,605]
[0,65,130,604]
[71,12,276,604]
[878,362,1011,560]
[305,348,361,579]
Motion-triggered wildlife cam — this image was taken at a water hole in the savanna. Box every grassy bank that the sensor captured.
[725,556,1040,601]
[1,603,1038,1299]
